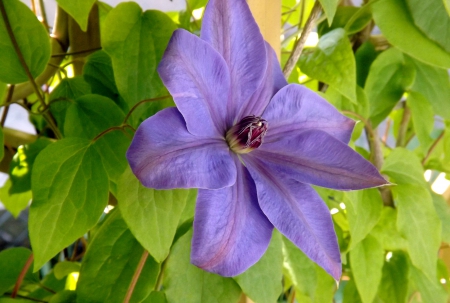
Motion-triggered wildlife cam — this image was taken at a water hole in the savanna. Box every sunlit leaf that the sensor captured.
[350,235,384,303]
[365,48,415,127]
[164,229,241,303]
[29,138,109,271]
[53,261,81,280]
[282,236,335,303]
[372,0,450,68]
[432,192,450,244]
[0,179,31,218]
[406,0,450,53]
[370,207,407,251]
[56,0,96,31]
[117,168,190,262]
[0,0,51,83]
[393,185,441,281]
[234,231,283,303]
[318,0,339,25]
[408,91,434,154]
[102,2,177,106]
[300,28,356,102]
[77,210,160,302]
[410,264,448,303]
[345,189,383,250]
[381,148,426,186]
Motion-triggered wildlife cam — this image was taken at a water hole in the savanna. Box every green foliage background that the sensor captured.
[0,0,450,302]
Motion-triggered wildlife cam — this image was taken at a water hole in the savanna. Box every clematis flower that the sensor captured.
[126,0,387,280]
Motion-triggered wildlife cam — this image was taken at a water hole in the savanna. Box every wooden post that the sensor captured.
[248,0,281,59]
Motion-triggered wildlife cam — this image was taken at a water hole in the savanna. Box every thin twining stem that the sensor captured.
[283,1,322,79]
[123,250,149,303]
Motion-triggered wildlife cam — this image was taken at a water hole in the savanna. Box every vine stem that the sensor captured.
[422,130,445,165]
[123,250,149,303]
[11,253,34,298]
[282,1,322,79]
[0,0,62,139]
[395,102,411,147]
[0,85,15,127]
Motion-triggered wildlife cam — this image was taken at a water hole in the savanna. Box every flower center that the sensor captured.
[226,115,268,154]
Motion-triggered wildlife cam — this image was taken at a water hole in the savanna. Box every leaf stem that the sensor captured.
[123,250,149,303]
[123,95,171,124]
[5,293,48,303]
[11,253,34,298]
[283,1,322,79]
[0,0,62,139]
[51,47,102,58]
[154,257,169,291]
[422,130,445,165]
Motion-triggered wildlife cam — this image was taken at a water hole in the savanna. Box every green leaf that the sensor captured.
[318,6,372,36]
[408,91,434,153]
[445,0,450,15]
[372,0,450,68]
[300,28,356,102]
[406,0,450,53]
[0,0,51,83]
[28,271,66,300]
[0,179,31,218]
[377,252,409,303]
[411,264,448,303]
[53,261,81,280]
[64,94,124,139]
[345,189,383,250]
[164,229,241,303]
[9,138,52,194]
[49,77,91,133]
[393,185,441,281]
[64,94,130,182]
[188,0,208,10]
[432,192,450,243]
[29,138,109,271]
[370,207,407,251]
[77,210,160,303]
[355,42,378,88]
[0,81,6,105]
[102,3,177,105]
[143,291,167,303]
[234,231,283,303]
[381,148,426,186]
[282,236,335,303]
[0,127,3,161]
[343,279,363,303]
[0,248,38,295]
[350,235,384,303]
[49,290,77,303]
[408,57,450,120]
[117,168,190,262]
[56,0,96,32]
[318,0,339,25]
[324,86,369,119]
[365,48,415,127]
[83,51,127,112]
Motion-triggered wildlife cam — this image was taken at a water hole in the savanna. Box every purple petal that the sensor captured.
[191,156,273,276]
[263,84,355,143]
[201,0,267,126]
[158,29,230,137]
[127,107,236,190]
[244,155,342,280]
[256,129,387,190]
[237,42,288,120]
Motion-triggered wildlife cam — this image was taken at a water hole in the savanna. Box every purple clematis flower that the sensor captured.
[127,0,387,280]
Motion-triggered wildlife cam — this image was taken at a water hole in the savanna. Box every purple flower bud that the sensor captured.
[226,115,268,154]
